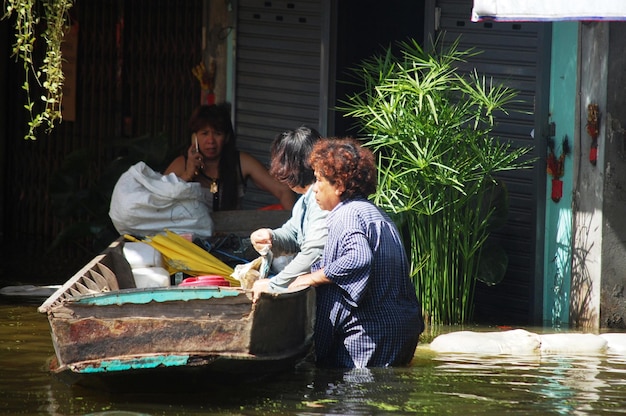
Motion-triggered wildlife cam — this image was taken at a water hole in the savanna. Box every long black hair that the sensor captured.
[187,103,240,210]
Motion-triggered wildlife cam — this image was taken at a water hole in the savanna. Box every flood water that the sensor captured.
[3,297,626,415]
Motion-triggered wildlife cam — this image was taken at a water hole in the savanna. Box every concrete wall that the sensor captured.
[599,22,626,329]
[571,22,608,329]
[546,21,626,330]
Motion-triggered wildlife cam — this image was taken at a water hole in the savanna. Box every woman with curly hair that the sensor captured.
[289,137,424,368]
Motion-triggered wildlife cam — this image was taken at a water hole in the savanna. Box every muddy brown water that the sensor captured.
[2,296,626,415]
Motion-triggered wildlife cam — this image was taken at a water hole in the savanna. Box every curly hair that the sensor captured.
[269,126,322,188]
[309,137,377,200]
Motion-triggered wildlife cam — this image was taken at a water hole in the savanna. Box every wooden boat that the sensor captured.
[38,210,316,391]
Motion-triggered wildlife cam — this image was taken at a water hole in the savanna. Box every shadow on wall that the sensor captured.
[570,211,598,328]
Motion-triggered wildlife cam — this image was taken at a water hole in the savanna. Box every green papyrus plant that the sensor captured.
[340,37,533,325]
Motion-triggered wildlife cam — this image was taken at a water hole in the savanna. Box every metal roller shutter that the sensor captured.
[436,0,550,324]
[235,0,325,208]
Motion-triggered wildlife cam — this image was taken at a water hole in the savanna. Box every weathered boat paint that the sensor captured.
[73,286,242,306]
[71,354,192,373]
[39,234,316,391]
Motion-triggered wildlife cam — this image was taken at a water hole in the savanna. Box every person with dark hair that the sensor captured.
[289,137,424,368]
[250,126,328,297]
[165,103,296,211]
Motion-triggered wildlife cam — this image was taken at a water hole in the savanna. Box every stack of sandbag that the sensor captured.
[539,333,607,354]
[123,242,170,288]
[599,333,626,354]
[429,329,542,355]
[429,329,611,355]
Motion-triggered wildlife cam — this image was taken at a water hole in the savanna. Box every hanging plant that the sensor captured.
[3,0,74,140]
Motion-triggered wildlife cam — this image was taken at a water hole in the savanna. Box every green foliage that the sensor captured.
[339,37,534,324]
[3,0,73,140]
[48,133,172,254]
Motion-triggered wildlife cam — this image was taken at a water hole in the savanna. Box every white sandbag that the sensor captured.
[123,242,163,268]
[109,161,213,238]
[429,329,541,355]
[598,333,626,354]
[132,266,170,288]
[539,333,607,354]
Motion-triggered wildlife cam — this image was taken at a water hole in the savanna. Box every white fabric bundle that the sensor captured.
[109,162,213,238]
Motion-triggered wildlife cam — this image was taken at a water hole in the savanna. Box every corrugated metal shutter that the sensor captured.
[437,0,549,324]
[235,0,324,208]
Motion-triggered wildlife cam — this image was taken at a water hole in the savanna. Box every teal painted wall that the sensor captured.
[543,22,578,327]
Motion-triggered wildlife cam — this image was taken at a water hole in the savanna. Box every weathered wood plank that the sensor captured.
[51,315,254,365]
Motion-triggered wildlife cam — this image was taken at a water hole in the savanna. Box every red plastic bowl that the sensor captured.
[178,275,230,287]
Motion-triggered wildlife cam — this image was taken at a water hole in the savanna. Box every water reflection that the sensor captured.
[3,300,626,415]
[429,349,626,415]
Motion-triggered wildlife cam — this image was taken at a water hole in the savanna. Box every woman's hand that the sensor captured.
[183,144,204,181]
[252,278,271,303]
[250,228,273,253]
[288,269,330,290]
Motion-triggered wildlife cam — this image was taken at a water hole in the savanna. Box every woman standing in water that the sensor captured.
[289,137,424,368]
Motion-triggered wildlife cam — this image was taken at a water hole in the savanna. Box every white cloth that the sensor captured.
[472,0,626,22]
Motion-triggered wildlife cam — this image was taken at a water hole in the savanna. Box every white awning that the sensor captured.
[472,0,626,22]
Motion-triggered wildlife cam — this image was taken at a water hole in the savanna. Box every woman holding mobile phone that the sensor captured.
[165,104,295,211]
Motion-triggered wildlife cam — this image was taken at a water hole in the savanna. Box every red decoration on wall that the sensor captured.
[551,178,563,202]
[547,136,570,203]
[586,103,600,165]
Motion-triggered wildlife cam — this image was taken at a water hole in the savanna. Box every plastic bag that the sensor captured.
[109,161,213,237]
[230,244,273,289]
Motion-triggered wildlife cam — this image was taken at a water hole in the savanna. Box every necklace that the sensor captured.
[198,170,219,194]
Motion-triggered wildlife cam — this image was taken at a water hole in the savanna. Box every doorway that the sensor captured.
[332,0,425,136]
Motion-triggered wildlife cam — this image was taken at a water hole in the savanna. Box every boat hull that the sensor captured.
[49,335,313,392]
[39,238,315,390]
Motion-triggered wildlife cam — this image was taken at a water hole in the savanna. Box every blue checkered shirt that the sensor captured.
[313,198,424,368]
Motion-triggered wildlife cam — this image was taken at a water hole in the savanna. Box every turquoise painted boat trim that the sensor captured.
[75,287,242,306]
[75,354,192,373]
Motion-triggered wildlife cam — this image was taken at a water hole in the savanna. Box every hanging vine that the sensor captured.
[3,0,73,140]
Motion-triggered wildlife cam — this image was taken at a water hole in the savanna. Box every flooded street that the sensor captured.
[3,298,626,415]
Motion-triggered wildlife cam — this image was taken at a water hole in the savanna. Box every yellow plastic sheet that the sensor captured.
[126,230,239,286]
